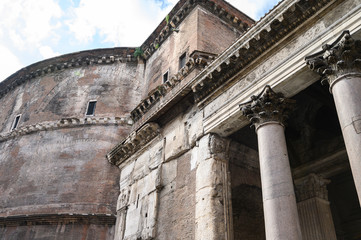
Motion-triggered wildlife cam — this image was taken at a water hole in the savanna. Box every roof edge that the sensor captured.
[0,47,137,99]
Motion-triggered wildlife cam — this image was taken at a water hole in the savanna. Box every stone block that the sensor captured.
[164,116,189,161]
[185,108,204,147]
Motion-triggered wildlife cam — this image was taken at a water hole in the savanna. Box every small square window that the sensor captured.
[179,52,186,69]
[163,71,169,83]
[86,101,97,116]
[11,115,21,131]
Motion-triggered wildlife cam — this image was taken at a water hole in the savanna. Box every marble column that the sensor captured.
[296,174,337,240]
[240,86,302,240]
[306,30,361,203]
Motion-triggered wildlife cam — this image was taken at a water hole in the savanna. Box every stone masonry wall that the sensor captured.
[114,100,265,239]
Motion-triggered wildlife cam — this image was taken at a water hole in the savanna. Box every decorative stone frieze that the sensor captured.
[0,116,132,143]
[107,122,160,166]
[191,0,333,103]
[305,30,361,88]
[295,174,330,202]
[239,85,295,129]
[131,55,210,122]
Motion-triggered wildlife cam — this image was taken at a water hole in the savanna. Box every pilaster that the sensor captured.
[195,134,232,240]
[296,174,337,240]
[114,187,130,240]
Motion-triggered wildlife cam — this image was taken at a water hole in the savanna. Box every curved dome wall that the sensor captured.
[0,49,144,239]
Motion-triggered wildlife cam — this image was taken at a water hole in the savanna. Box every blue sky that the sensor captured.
[0,0,279,82]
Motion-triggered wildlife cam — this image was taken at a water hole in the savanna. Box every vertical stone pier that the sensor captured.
[296,174,337,240]
[114,187,130,240]
[195,134,232,240]
[306,30,361,203]
[240,85,302,240]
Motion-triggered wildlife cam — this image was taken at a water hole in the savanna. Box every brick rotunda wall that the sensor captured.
[0,49,144,239]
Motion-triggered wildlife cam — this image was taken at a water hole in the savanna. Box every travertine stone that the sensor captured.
[240,85,301,240]
[114,187,130,240]
[164,117,190,162]
[195,134,231,240]
[295,174,337,240]
[107,122,160,166]
[306,31,361,203]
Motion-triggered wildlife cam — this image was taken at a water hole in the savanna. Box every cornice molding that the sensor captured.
[0,214,116,227]
[131,54,212,122]
[305,30,361,89]
[0,116,132,143]
[239,85,295,129]
[141,0,254,60]
[0,48,137,100]
[191,0,334,103]
[107,122,160,166]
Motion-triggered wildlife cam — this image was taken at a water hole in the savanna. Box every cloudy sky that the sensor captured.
[0,0,279,82]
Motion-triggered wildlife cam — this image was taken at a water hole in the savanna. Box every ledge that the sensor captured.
[0,214,116,227]
[107,122,160,166]
[140,0,254,60]
[0,116,132,143]
[191,0,334,104]
[131,52,213,122]
[0,48,137,100]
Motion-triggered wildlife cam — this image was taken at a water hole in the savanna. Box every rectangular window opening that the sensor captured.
[11,115,21,131]
[179,52,186,70]
[86,101,97,116]
[163,71,169,83]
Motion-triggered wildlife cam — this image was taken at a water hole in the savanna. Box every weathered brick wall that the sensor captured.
[0,222,115,240]
[143,5,243,99]
[0,58,144,239]
[0,62,143,130]
[197,6,241,55]
[143,6,198,98]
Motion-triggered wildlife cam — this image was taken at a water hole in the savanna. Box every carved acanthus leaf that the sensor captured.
[239,85,295,129]
[305,30,361,85]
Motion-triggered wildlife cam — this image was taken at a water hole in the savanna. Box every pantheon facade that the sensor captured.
[1,0,361,239]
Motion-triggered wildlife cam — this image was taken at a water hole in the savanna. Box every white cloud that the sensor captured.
[0,0,62,49]
[67,0,175,46]
[39,46,60,59]
[0,0,281,82]
[0,45,23,81]
[66,0,280,47]
[227,0,280,20]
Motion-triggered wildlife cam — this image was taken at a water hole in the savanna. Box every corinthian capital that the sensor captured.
[295,174,330,202]
[239,85,295,129]
[305,30,361,86]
